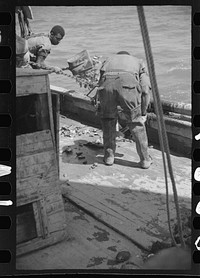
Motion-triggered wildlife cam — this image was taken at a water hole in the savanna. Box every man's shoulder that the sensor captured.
[27,33,50,44]
[27,33,51,50]
[128,55,140,62]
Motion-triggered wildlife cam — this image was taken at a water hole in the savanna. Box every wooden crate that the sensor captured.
[16,69,66,256]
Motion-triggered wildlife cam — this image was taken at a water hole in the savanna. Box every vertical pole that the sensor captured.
[137,6,185,248]
[46,74,57,159]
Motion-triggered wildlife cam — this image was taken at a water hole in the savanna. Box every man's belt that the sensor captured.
[103,70,138,78]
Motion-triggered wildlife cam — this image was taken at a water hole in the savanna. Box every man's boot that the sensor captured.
[128,121,152,169]
[101,118,117,166]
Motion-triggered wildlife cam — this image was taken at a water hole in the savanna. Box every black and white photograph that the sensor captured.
[15,5,192,272]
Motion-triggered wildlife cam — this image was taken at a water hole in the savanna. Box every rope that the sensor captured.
[137,8,176,247]
[29,62,98,92]
[137,6,185,248]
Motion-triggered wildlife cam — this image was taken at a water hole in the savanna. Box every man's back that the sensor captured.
[101,54,142,75]
[27,33,51,60]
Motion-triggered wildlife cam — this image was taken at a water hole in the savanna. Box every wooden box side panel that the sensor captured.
[16,230,66,257]
[17,130,58,180]
[17,150,56,178]
[45,191,66,234]
[17,130,54,156]
[16,128,67,256]
[16,191,67,257]
[16,74,47,96]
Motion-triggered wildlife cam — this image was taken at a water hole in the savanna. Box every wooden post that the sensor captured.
[46,75,57,159]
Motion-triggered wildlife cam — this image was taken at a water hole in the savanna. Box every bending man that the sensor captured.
[27,25,65,73]
[97,51,152,169]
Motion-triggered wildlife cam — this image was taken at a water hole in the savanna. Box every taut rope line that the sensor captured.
[137,6,185,248]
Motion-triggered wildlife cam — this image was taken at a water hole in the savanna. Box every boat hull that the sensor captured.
[51,85,191,158]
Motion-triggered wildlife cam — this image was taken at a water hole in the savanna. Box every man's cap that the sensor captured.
[50,25,65,38]
[117,51,130,55]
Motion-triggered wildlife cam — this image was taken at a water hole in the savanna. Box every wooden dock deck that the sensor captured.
[16,115,191,271]
[16,199,144,270]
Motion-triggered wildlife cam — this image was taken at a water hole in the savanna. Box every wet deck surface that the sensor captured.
[59,116,191,249]
[16,115,191,270]
[16,199,144,270]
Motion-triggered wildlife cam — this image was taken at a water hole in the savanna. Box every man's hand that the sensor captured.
[52,66,63,74]
[141,115,147,124]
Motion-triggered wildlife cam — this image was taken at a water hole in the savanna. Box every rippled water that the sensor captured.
[23,6,191,103]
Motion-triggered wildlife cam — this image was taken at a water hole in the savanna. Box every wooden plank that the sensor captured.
[17,162,54,180]
[70,181,175,230]
[64,208,143,268]
[17,191,39,207]
[17,195,66,255]
[45,191,62,204]
[51,85,191,117]
[16,75,47,96]
[16,150,57,179]
[63,184,159,251]
[61,175,190,252]
[46,76,56,156]
[59,125,191,251]
[16,230,66,257]
[52,92,60,164]
[118,112,191,139]
[17,139,54,157]
[17,130,52,145]
[46,201,65,215]
[16,200,144,269]
[17,170,58,192]
[16,68,50,77]
[38,180,61,194]
[147,113,191,139]
[17,185,39,199]
[16,130,53,156]
[44,190,65,210]
[17,150,55,168]
[32,202,43,238]
[47,211,66,233]
[17,181,64,211]
[35,94,50,131]
[149,99,191,116]
[37,199,49,238]
[146,126,191,158]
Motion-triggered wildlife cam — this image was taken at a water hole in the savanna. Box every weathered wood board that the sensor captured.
[16,69,66,256]
[59,116,191,252]
[16,200,144,270]
[16,129,67,256]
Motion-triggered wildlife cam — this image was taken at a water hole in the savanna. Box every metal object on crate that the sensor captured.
[62,50,93,76]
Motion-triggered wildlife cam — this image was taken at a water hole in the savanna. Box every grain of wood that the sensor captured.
[16,70,66,257]
[17,230,66,257]
[33,202,43,238]
[16,200,144,270]
[16,75,47,96]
